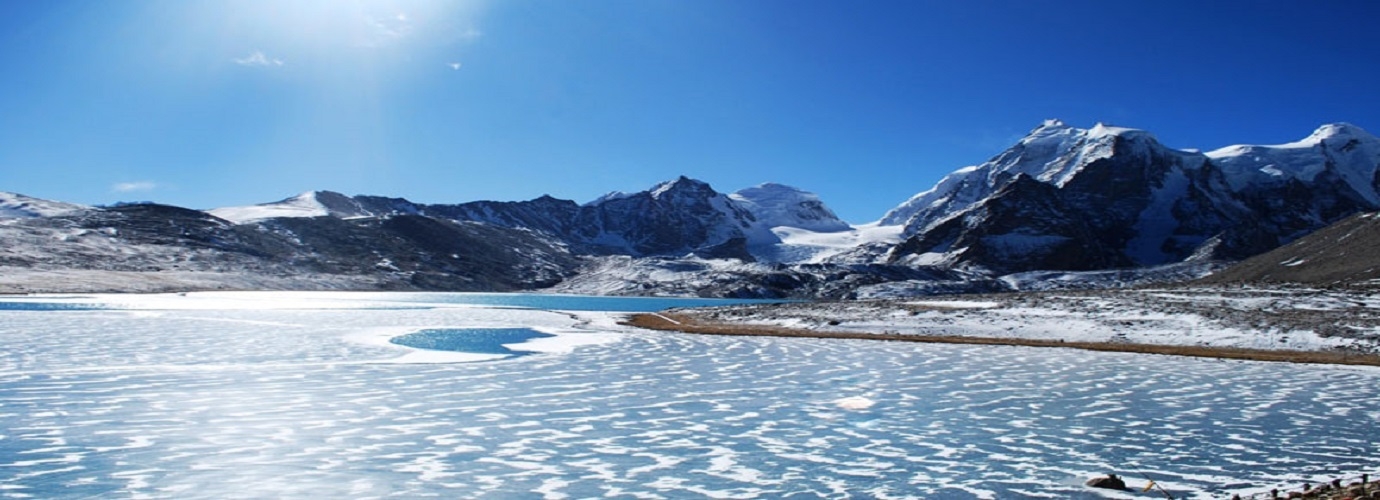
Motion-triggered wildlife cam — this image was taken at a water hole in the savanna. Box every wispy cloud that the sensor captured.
[233,50,284,67]
[111,181,159,193]
[361,13,414,47]
[449,62,462,70]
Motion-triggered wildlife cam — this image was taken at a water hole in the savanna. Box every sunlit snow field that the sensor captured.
[1,292,1378,499]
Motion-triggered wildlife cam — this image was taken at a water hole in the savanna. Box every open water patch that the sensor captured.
[0,301,109,311]
[348,292,789,312]
[389,328,557,357]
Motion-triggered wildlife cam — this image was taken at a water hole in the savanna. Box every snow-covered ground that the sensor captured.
[0,192,86,219]
[0,267,385,294]
[207,191,335,224]
[2,291,1378,499]
[754,222,903,263]
[688,287,1380,354]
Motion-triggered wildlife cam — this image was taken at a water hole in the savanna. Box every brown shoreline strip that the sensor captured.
[623,313,1380,367]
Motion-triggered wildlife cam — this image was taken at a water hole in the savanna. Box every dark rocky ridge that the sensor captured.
[1198,211,1380,288]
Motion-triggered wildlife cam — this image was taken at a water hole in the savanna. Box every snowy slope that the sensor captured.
[1207,123,1380,203]
[729,183,851,233]
[208,190,383,223]
[0,192,87,218]
[754,223,903,264]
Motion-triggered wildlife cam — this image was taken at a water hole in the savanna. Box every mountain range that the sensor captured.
[3,120,1377,297]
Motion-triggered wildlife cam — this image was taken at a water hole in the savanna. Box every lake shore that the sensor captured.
[625,288,1380,367]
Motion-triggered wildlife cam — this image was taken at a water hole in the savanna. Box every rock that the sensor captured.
[1085,473,1128,490]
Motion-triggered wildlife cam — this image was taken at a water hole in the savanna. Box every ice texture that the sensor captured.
[0,292,1377,499]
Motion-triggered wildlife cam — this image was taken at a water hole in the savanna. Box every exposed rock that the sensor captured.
[1084,474,1127,490]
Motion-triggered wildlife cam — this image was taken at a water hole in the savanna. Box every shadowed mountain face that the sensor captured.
[1197,211,1380,288]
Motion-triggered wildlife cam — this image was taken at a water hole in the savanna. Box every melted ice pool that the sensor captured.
[390,328,556,357]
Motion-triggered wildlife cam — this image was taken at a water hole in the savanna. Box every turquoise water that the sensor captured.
[0,292,781,312]
[390,328,555,356]
[356,292,787,312]
[0,301,108,311]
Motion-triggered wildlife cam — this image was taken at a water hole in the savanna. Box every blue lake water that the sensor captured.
[339,292,788,312]
[0,292,1377,499]
[0,301,109,311]
[390,328,556,356]
[0,292,781,312]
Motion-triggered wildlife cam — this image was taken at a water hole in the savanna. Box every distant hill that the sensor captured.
[1198,212,1380,288]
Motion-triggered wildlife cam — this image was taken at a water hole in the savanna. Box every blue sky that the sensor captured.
[2,0,1378,223]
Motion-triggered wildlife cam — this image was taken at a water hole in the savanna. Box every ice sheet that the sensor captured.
[1,292,1377,499]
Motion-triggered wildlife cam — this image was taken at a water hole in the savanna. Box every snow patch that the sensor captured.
[209,191,330,224]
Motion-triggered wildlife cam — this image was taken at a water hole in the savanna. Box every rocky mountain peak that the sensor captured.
[885,120,1380,273]
[649,176,716,200]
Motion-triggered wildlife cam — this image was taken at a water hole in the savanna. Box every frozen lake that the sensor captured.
[1,292,1377,499]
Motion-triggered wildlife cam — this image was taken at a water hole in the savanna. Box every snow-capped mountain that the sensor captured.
[209,177,832,261]
[6,121,1380,297]
[884,120,1380,274]
[0,192,87,218]
[729,183,851,233]
[568,176,771,257]
[208,190,407,223]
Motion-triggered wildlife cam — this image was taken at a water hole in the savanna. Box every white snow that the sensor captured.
[1205,123,1380,203]
[208,191,330,224]
[695,288,1380,354]
[906,300,1000,309]
[548,255,769,296]
[728,183,850,233]
[878,120,1162,232]
[0,192,87,218]
[754,222,903,263]
[1125,168,1191,265]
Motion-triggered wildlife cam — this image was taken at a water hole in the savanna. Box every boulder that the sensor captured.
[1085,473,1128,490]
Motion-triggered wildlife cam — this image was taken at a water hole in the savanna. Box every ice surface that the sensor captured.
[1,292,1378,499]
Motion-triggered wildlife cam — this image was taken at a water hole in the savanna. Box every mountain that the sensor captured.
[0,202,576,293]
[729,183,850,233]
[884,121,1380,274]
[568,176,771,257]
[208,177,815,261]
[1197,211,1380,288]
[207,190,410,223]
[6,121,1380,297]
[0,192,87,218]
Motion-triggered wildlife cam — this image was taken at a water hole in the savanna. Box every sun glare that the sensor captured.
[165,0,484,68]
